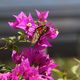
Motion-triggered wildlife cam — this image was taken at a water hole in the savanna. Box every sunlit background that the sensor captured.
[0,0,80,79]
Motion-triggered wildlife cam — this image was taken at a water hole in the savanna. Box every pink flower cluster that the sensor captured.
[0,10,59,80]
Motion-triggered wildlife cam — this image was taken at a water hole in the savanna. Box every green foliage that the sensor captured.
[0,64,11,73]
[52,58,80,80]
[52,69,67,80]
[0,30,29,52]
[71,58,80,80]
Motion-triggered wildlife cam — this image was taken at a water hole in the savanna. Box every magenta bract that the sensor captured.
[0,10,59,80]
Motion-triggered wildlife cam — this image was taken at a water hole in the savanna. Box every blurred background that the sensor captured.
[0,0,80,79]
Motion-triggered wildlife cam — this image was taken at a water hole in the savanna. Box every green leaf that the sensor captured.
[57,78,64,80]
[9,36,16,40]
[74,58,80,63]
[0,64,5,69]
[52,69,67,80]
[52,69,64,77]
[18,31,23,35]
[71,64,80,78]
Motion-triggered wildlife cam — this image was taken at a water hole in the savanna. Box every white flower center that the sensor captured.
[56,30,59,35]
[26,23,32,27]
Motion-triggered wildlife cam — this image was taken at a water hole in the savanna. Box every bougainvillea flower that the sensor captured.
[8,11,27,28]
[0,72,10,80]
[2,10,59,80]
[9,12,37,38]
[11,52,56,80]
[13,12,27,23]
[21,48,57,75]
[45,22,59,39]
[34,37,52,50]
[24,14,37,37]
[11,47,57,76]
[12,50,22,64]
[10,59,40,80]
[9,59,29,79]
[36,10,49,22]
